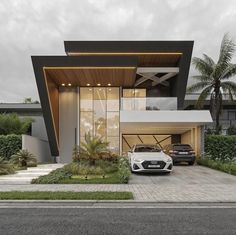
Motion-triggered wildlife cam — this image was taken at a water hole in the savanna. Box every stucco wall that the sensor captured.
[22,134,52,163]
[59,87,77,163]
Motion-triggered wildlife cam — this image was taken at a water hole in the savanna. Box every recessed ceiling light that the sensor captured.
[97,83,101,86]
[61,83,65,86]
[87,83,90,86]
[108,83,111,86]
[68,83,72,86]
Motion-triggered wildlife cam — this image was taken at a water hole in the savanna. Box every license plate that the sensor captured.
[179,152,188,154]
[148,165,160,168]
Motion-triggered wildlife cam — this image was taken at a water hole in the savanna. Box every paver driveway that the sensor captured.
[0,165,235,202]
[129,164,236,185]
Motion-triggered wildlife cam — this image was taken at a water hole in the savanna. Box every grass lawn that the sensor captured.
[59,173,125,184]
[0,191,133,200]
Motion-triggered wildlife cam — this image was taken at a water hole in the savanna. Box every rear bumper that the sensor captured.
[171,155,196,163]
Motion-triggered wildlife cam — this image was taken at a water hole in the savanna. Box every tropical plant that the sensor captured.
[0,113,33,135]
[79,132,110,165]
[10,149,37,167]
[72,145,80,162]
[0,157,15,175]
[187,34,236,133]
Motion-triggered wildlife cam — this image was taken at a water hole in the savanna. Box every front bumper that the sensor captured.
[131,160,173,172]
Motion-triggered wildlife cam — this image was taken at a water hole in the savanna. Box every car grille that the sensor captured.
[141,161,166,169]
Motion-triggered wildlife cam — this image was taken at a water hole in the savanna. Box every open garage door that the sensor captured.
[122,134,181,153]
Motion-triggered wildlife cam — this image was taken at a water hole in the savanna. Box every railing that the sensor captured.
[121,97,177,111]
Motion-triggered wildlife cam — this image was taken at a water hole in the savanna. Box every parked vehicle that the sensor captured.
[128,144,173,173]
[164,144,196,165]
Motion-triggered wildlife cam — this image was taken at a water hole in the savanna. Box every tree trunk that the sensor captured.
[214,85,222,134]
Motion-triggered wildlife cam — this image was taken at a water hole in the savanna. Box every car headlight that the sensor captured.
[133,158,143,163]
[167,158,172,162]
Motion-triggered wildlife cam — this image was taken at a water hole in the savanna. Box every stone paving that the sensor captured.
[0,165,235,202]
[0,164,64,184]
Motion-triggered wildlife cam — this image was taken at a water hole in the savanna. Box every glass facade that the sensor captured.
[80,87,120,153]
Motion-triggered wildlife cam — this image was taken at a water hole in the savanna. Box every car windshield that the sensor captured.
[173,144,192,151]
[134,145,161,152]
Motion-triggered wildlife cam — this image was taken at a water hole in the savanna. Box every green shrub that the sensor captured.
[197,155,236,176]
[0,157,15,175]
[205,135,236,162]
[63,162,80,175]
[117,157,130,184]
[0,135,22,160]
[31,168,72,184]
[0,113,33,135]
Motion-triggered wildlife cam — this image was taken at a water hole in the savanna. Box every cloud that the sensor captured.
[0,0,236,102]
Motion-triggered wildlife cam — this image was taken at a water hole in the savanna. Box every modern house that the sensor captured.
[30,41,212,163]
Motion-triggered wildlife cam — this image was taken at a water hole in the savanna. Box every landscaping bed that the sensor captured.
[32,158,130,184]
[197,157,236,176]
[0,191,133,200]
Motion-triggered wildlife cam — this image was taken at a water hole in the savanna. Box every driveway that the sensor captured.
[129,165,236,185]
[0,165,235,202]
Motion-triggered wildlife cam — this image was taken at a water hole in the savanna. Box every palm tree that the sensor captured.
[10,149,37,167]
[187,34,236,133]
[0,157,15,175]
[79,132,110,165]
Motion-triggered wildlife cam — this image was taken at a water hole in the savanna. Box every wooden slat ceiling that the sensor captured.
[44,67,137,87]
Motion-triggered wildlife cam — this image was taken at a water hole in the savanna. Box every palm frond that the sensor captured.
[220,63,236,80]
[203,54,215,67]
[192,57,214,76]
[192,75,212,83]
[217,33,236,69]
[195,86,213,109]
[187,81,212,93]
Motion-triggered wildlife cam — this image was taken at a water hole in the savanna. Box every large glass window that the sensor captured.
[80,87,120,153]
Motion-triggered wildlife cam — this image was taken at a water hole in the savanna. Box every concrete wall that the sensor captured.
[22,134,52,163]
[31,116,48,141]
[59,87,77,163]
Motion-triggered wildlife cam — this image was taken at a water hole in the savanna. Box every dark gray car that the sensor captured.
[164,144,195,165]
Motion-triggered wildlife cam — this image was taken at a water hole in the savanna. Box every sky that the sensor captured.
[0,0,236,103]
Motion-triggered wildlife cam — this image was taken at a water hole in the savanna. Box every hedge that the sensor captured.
[205,135,236,162]
[0,135,22,160]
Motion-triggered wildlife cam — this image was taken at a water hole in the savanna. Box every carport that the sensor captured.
[120,110,212,155]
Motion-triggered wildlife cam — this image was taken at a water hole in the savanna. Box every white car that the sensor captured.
[128,144,173,173]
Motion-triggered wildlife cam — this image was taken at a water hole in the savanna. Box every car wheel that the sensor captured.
[188,161,195,166]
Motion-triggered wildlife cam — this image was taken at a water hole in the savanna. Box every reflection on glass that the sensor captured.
[80,87,120,153]
[107,112,119,136]
[80,88,93,111]
[107,137,119,153]
[80,112,93,137]
[107,88,119,111]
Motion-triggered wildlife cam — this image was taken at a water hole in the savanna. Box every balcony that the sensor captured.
[121,97,177,111]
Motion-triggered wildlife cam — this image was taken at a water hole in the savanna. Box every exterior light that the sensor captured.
[61,83,65,86]
[87,83,90,86]
[97,83,101,86]
[108,83,111,86]
[68,83,72,86]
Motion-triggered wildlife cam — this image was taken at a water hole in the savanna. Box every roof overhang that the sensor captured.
[32,41,194,156]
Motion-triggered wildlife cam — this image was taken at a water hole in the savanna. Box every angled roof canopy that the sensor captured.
[31,41,193,156]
